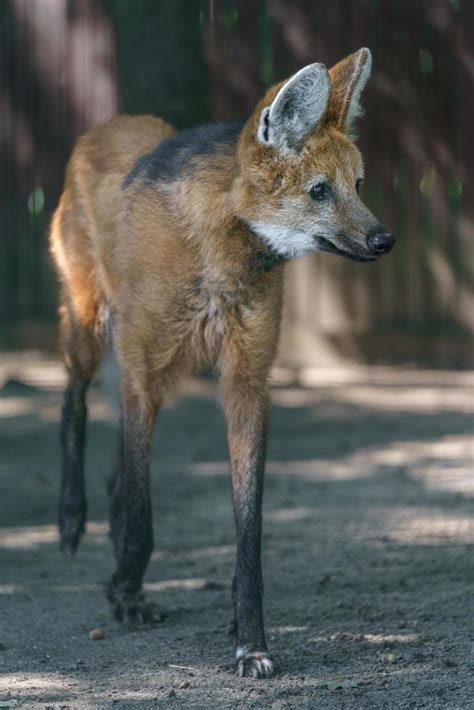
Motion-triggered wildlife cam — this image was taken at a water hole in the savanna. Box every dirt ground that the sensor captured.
[0,351,473,709]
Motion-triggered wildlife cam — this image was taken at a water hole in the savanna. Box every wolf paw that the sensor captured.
[108,583,162,626]
[236,649,273,679]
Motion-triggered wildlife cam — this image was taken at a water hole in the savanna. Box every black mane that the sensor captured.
[123,118,247,189]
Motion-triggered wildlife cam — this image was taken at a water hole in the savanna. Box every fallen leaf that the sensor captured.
[89,627,106,640]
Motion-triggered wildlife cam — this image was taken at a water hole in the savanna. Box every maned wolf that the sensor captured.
[50,48,394,678]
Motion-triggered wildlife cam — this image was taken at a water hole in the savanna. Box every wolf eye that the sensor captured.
[310,182,331,201]
[356,178,364,195]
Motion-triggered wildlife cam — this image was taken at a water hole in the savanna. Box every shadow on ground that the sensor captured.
[0,357,473,708]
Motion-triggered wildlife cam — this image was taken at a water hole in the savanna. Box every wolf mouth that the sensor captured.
[316,236,376,263]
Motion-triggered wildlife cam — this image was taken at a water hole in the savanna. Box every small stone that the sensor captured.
[179,680,190,689]
[89,627,106,641]
[383,653,396,664]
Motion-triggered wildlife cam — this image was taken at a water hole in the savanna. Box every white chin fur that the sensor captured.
[249,220,316,259]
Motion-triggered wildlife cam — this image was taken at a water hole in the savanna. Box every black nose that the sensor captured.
[367,228,395,255]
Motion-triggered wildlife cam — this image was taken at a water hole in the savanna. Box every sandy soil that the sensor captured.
[0,352,473,709]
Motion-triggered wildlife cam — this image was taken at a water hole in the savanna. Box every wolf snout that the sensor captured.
[367,227,395,256]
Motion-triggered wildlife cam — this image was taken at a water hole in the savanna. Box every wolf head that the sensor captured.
[236,48,394,262]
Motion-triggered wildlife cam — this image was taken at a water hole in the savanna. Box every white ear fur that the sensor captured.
[345,48,372,136]
[257,63,330,152]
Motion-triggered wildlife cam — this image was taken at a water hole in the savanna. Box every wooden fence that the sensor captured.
[1,0,472,365]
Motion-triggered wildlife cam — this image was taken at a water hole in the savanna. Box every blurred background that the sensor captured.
[1,0,473,367]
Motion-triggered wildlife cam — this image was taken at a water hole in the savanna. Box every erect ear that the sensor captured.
[257,63,330,153]
[326,48,372,138]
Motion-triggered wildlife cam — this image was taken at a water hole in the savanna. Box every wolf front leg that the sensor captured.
[222,367,273,679]
[108,376,160,624]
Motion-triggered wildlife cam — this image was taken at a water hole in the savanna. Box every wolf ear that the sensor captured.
[257,63,330,153]
[326,48,372,138]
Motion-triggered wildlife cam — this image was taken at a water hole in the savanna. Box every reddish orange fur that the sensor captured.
[50,49,381,512]
[50,51,387,675]
[50,115,286,403]
[51,99,368,402]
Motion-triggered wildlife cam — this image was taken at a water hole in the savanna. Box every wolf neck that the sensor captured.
[155,120,285,278]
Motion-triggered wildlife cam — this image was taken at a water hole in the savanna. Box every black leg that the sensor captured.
[108,392,160,624]
[224,383,273,678]
[58,298,103,554]
[59,370,89,554]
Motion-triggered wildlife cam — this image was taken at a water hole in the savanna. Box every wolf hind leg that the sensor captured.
[107,366,161,625]
[58,295,104,554]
